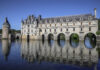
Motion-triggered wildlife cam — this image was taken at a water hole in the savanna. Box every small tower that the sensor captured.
[2,17,10,39]
[94,8,96,18]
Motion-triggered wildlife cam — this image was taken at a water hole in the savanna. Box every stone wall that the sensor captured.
[21,14,98,40]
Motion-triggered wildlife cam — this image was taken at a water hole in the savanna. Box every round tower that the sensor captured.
[2,17,10,39]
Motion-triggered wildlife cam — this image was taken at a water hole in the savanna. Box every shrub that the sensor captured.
[96,31,100,35]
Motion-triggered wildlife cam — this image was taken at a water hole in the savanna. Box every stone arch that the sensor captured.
[48,33,54,40]
[84,32,96,40]
[84,32,96,49]
[69,33,79,48]
[57,33,65,47]
[57,33,65,40]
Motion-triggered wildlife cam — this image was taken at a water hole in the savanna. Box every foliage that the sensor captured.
[71,34,79,40]
[59,33,65,40]
[96,30,100,35]
[10,29,20,34]
[0,29,2,34]
[96,48,100,58]
[98,19,100,30]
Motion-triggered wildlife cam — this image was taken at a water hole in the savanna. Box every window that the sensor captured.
[55,24,56,27]
[39,29,42,32]
[81,28,82,31]
[54,29,56,32]
[28,25,29,27]
[50,24,51,27]
[89,27,91,31]
[66,28,68,31]
[61,28,62,31]
[57,19,60,22]
[52,19,54,23]
[61,23,62,26]
[50,29,51,32]
[89,22,91,25]
[81,22,82,25]
[73,28,75,31]
[47,20,49,23]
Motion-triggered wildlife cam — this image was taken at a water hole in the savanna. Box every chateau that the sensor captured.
[21,8,98,40]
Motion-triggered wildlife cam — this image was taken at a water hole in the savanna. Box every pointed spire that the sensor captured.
[5,17,9,23]
[3,17,10,27]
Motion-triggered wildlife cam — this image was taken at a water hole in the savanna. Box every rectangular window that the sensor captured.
[50,24,51,27]
[61,28,62,31]
[66,28,68,31]
[73,28,75,31]
[89,27,91,31]
[81,28,82,31]
[54,29,56,32]
[50,29,51,32]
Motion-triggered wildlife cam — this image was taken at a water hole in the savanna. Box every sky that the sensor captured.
[0,0,100,30]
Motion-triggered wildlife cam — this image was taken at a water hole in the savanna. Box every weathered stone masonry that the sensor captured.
[21,9,98,40]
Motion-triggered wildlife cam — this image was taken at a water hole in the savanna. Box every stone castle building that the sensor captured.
[2,17,11,39]
[21,8,98,40]
[2,17,21,40]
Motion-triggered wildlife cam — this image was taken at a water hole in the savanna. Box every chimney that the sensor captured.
[94,8,96,18]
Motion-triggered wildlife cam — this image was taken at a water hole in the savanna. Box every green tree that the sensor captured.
[0,29,2,34]
[98,19,100,30]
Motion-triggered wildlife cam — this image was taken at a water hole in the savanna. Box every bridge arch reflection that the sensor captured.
[21,40,98,66]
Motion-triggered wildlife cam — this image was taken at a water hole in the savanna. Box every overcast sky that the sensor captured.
[0,0,100,30]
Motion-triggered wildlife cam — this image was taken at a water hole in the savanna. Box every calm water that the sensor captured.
[0,38,100,70]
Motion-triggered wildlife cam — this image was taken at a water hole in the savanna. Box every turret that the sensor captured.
[2,17,10,39]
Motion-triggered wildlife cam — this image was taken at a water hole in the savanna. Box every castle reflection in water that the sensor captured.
[1,40,99,67]
[21,40,98,66]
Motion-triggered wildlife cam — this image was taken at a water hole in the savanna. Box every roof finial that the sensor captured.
[94,8,96,18]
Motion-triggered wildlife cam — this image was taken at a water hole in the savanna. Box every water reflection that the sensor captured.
[85,37,96,49]
[57,40,65,47]
[2,40,11,61]
[48,40,54,47]
[21,40,98,66]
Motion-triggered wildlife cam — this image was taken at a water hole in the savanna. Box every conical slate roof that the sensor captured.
[3,17,10,26]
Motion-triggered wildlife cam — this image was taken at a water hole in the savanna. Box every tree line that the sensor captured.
[0,29,20,34]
